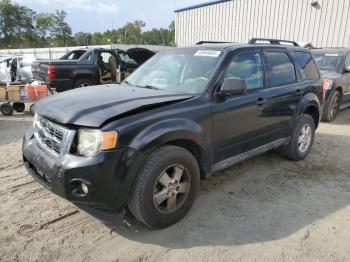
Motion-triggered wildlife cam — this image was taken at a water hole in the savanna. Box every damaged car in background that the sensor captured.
[312,48,350,122]
[0,55,34,84]
[31,47,155,92]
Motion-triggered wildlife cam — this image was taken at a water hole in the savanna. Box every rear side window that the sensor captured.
[293,51,319,80]
[265,51,296,86]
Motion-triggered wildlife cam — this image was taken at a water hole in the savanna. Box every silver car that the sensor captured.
[0,55,34,84]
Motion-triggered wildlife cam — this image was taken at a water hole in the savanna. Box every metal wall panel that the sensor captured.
[175,0,350,47]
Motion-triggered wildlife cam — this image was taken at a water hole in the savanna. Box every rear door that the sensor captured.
[265,50,319,139]
[211,50,271,163]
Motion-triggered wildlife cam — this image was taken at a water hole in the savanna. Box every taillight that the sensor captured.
[322,79,333,101]
[47,65,55,80]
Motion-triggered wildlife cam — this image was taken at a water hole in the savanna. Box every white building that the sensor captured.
[175,0,350,47]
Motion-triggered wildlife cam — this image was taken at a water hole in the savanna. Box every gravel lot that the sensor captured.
[1,109,350,262]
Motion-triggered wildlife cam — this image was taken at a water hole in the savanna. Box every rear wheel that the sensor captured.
[0,103,14,116]
[322,90,340,122]
[128,145,200,229]
[280,114,315,161]
[13,102,25,112]
[74,78,94,88]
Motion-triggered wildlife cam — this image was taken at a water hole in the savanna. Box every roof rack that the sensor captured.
[196,41,234,45]
[249,38,300,47]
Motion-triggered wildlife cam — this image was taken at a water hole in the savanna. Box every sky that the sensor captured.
[14,0,207,33]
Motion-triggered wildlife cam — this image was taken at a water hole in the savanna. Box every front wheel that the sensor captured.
[322,90,340,122]
[280,114,315,161]
[128,145,200,229]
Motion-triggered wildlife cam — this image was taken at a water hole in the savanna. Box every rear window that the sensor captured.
[293,51,319,80]
[265,51,296,86]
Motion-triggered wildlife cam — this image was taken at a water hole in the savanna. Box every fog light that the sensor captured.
[69,178,91,197]
[81,183,89,194]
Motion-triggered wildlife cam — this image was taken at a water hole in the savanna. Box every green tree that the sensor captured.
[52,10,72,46]
[121,20,145,44]
[35,13,54,47]
[74,32,92,46]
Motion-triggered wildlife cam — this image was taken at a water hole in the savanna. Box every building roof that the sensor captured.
[174,0,231,13]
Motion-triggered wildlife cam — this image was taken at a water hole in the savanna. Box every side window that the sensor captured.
[293,51,319,80]
[265,51,296,86]
[224,52,264,90]
[345,53,350,69]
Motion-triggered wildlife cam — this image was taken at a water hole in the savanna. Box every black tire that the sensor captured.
[280,114,315,161]
[322,90,341,122]
[128,145,200,229]
[0,103,14,116]
[74,78,94,88]
[13,102,25,112]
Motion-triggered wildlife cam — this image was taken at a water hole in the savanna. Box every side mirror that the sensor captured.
[219,78,246,96]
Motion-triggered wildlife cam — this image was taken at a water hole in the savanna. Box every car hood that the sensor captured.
[319,69,341,80]
[34,84,194,127]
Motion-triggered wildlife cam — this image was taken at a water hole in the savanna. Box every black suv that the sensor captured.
[23,39,324,229]
[311,48,350,122]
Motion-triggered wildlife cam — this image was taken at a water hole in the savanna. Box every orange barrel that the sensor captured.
[25,84,37,101]
[34,85,48,100]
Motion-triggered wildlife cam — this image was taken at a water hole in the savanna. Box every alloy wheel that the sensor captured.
[330,94,340,120]
[298,124,312,153]
[153,164,190,214]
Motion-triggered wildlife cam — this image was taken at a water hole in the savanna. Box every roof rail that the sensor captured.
[249,38,300,47]
[196,41,234,45]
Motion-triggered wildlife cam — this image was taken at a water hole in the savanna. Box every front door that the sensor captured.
[212,51,271,164]
[343,52,350,103]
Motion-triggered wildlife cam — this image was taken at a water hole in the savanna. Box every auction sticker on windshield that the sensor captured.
[325,54,339,56]
[194,50,222,57]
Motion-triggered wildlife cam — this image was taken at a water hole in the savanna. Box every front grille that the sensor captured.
[34,115,75,157]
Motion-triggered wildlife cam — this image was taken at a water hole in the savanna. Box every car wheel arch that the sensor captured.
[335,86,343,100]
[303,104,320,129]
[296,93,321,129]
[128,120,211,179]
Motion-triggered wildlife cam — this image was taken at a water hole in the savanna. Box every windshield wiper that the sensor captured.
[143,85,160,90]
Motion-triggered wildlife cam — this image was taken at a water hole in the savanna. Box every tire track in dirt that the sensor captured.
[38,210,80,230]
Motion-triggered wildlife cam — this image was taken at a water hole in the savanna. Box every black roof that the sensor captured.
[175,43,309,52]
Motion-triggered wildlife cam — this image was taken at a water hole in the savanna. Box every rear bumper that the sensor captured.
[22,128,145,223]
[47,79,74,92]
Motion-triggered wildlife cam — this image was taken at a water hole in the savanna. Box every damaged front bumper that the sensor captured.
[22,127,144,225]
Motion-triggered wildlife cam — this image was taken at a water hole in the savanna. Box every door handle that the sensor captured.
[256,97,267,106]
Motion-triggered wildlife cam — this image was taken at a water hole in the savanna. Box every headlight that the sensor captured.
[77,129,118,157]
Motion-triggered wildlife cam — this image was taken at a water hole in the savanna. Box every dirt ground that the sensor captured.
[1,108,350,262]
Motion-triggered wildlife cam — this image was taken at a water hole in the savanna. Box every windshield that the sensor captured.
[118,52,137,65]
[124,48,224,94]
[313,53,341,71]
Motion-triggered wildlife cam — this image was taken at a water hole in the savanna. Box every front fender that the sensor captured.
[128,118,212,170]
